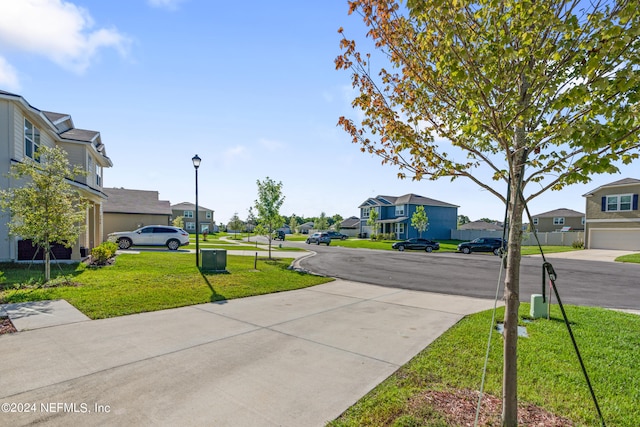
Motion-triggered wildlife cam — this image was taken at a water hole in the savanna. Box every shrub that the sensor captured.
[572,239,584,249]
[91,242,118,265]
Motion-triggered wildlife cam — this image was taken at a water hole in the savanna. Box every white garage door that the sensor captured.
[590,229,640,251]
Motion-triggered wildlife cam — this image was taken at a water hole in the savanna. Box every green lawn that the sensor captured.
[0,252,332,319]
[616,253,640,263]
[329,304,640,426]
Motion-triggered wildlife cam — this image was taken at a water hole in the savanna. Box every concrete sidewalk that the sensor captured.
[0,280,498,426]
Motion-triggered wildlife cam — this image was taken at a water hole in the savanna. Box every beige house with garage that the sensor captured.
[583,178,640,250]
[0,90,112,261]
[102,188,172,237]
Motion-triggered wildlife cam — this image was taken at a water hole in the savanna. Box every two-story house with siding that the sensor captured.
[0,90,112,261]
[170,202,215,234]
[531,208,585,232]
[582,178,640,250]
[359,194,458,240]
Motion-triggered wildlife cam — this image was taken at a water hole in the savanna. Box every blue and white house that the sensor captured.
[359,194,458,240]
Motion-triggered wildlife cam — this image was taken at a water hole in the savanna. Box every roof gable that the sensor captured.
[583,177,640,196]
[533,208,584,218]
[170,202,214,212]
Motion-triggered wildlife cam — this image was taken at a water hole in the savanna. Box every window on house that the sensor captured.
[581,217,585,225]
[532,218,538,225]
[395,205,405,216]
[206,211,212,219]
[362,207,370,218]
[184,211,193,218]
[606,194,633,211]
[96,164,102,186]
[24,119,41,162]
[553,217,565,225]
[395,223,405,234]
[185,222,195,230]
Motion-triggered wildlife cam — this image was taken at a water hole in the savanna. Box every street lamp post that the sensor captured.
[192,154,201,267]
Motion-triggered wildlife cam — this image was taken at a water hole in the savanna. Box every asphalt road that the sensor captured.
[292,242,640,311]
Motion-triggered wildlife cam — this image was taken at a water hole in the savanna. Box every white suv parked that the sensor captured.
[108,225,190,250]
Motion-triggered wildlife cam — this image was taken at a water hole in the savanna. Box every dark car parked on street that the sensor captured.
[392,238,440,252]
[326,231,348,240]
[306,232,331,245]
[457,237,506,255]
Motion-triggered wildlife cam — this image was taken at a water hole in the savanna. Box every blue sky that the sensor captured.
[0,0,637,226]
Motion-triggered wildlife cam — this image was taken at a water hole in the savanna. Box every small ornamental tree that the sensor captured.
[315,212,329,231]
[254,177,285,259]
[0,146,88,281]
[366,208,379,238]
[172,216,185,229]
[337,1,640,424]
[228,212,244,238]
[411,205,429,238]
[289,214,299,234]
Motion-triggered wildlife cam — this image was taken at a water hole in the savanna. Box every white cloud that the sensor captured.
[0,0,130,74]
[258,138,284,151]
[223,145,248,165]
[147,0,186,11]
[0,56,20,90]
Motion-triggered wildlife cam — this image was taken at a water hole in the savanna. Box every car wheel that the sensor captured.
[326,241,330,246]
[493,248,501,256]
[118,238,132,250]
[341,236,346,240]
[306,240,310,244]
[462,247,471,254]
[398,245,405,251]
[316,241,320,245]
[426,246,433,253]
[167,239,180,250]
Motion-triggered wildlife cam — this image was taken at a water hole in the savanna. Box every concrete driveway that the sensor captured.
[0,280,498,427]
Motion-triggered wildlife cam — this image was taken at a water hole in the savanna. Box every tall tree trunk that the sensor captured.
[502,143,528,427]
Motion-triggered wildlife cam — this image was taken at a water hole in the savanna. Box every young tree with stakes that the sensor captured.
[337,1,640,424]
[254,177,285,259]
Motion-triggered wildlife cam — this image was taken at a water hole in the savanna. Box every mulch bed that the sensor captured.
[412,389,574,426]
[0,317,17,335]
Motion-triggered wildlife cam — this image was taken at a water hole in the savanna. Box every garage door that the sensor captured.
[589,229,640,251]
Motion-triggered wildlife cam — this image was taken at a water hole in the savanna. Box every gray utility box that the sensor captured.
[201,249,227,272]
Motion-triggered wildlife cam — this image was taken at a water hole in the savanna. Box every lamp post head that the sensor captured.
[192,154,201,169]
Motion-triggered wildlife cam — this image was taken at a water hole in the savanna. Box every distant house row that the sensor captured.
[356,179,640,251]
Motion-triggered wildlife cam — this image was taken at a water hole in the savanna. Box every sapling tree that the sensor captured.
[254,177,285,259]
[411,205,429,238]
[0,146,88,282]
[337,1,640,424]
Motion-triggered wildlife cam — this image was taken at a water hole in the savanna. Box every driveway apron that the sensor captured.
[0,280,497,426]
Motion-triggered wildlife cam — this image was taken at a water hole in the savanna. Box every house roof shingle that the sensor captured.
[340,216,360,228]
[582,177,640,196]
[170,202,215,212]
[533,208,584,218]
[358,193,458,209]
[103,188,171,215]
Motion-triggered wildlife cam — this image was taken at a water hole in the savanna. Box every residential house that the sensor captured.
[102,188,172,237]
[0,90,112,261]
[458,220,504,231]
[336,216,360,237]
[582,178,640,250]
[171,202,215,233]
[298,221,314,234]
[531,208,585,232]
[359,194,458,240]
